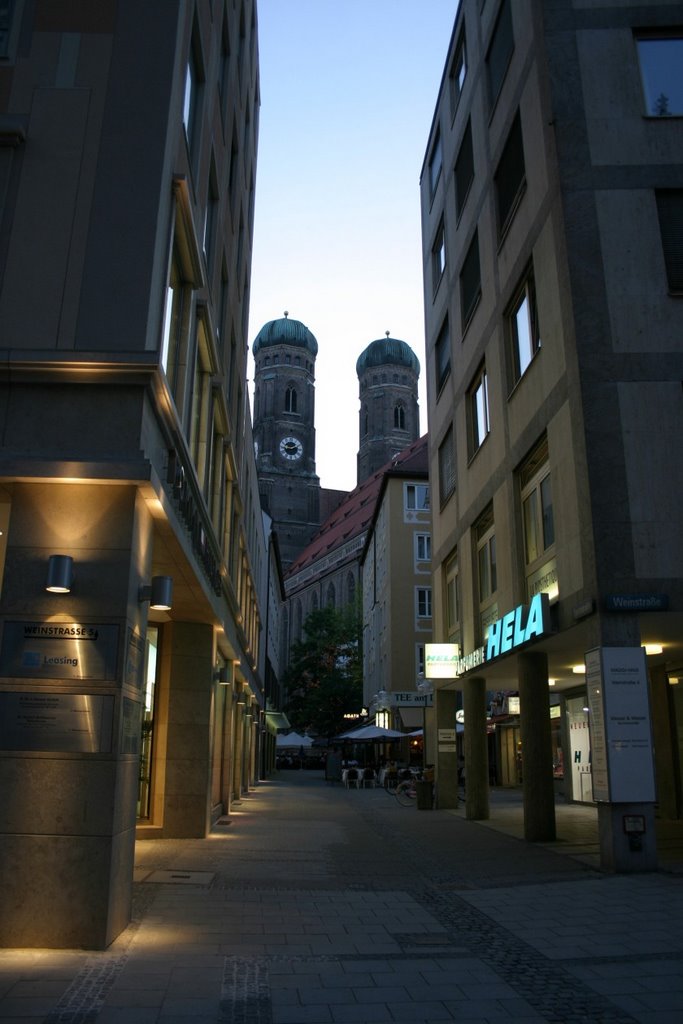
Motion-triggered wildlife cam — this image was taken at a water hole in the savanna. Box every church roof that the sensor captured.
[284,435,429,586]
[356,335,420,376]
[252,314,318,357]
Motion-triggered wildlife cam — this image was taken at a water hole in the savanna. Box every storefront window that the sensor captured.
[566,695,593,803]
[137,627,159,819]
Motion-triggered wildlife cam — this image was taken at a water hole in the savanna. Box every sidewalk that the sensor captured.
[0,773,682,1023]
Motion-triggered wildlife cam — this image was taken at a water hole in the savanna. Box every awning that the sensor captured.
[265,710,290,733]
[398,708,424,729]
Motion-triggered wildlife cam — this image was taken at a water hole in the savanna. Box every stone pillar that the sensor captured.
[0,483,152,948]
[434,688,458,808]
[464,676,489,820]
[161,621,214,837]
[518,651,556,841]
[648,664,677,819]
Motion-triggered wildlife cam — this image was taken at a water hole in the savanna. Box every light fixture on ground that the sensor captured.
[46,554,74,593]
[139,575,173,611]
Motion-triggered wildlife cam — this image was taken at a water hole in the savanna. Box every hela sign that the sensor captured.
[425,643,460,679]
[486,593,550,661]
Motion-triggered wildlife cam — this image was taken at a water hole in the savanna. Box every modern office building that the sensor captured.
[0,0,271,948]
[421,0,682,866]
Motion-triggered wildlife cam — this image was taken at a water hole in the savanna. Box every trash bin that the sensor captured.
[416,780,434,810]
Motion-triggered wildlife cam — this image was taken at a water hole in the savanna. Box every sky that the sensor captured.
[247,0,458,493]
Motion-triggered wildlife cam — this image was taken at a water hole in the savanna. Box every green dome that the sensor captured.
[356,336,420,376]
[252,314,318,357]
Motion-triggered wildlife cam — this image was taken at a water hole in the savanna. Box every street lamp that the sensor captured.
[417,678,433,769]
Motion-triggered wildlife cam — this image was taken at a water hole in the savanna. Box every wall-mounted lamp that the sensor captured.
[139,575,173,611]
[46,554,74,594]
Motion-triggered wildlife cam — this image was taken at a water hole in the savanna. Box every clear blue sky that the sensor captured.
[247,0,457,493]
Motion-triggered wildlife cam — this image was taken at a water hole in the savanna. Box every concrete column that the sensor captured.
[161,621,214,837]
[649,664,678,819]
[464,676,489,820]
[0,483,152,948]
[598,802,657,871]
[434,688,458,808]
[518,651,556,841]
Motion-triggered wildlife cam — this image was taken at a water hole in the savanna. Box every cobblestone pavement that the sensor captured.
[1,773,682,1023]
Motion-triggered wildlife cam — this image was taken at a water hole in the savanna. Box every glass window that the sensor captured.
[428,131,442,198]
[189,318,214,488]
[183,27,203,152]
[137,627,159,820]
[432,221,446,291]
[416,534,431,562]
[285,385,298,413]
[509,268,541,382]
[450,29,467,115]
[438,425,456,506]
[203,156,219,270]
[417,588,432,618]
[495,112,525,238]
[655,190,683,292]
[454,120,474,220]
[435,319,451,394]
[475,506,497,601]
[394,404,405,430]
[0,0,15,57]
[406,484,430,510]
[520,436,557,600]
[469,364,490,455]
[161,243,193,404]
[460,230,481,329]
[636,35,683,116]
[486,0,513,107]
[445,550,459,642]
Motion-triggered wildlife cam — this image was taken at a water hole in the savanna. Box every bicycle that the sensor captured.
[394,770,429,806]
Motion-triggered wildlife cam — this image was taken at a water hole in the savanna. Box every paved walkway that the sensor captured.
[1,773,682,1023]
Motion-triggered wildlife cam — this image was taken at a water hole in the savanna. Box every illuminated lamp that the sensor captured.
[139,575,173,610]
[46,554,74,593]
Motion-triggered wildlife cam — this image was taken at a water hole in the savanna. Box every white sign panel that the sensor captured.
[586,646,656,803]
[425,643,459,678]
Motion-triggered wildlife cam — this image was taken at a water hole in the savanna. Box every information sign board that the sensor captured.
[0,691,114,753]
[586,646,656,803]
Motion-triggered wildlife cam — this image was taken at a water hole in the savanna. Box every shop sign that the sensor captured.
[486,593,551,661]
[585,646,656,803]
[526,558,558,602]
[0,622,119,680]
[425,643,460,678]
[390,691,434,707]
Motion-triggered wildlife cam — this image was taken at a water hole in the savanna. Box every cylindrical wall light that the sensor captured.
[46,554,74,593]
[139,575,173,611]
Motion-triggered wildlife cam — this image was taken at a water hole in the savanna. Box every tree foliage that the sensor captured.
[283,603,363,739]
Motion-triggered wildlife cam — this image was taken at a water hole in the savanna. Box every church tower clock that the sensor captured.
[252,313,320,569]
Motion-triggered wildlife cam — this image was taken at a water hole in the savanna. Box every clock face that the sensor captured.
[279,436,303,461]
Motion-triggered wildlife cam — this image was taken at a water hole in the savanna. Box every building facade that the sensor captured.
[0,0,271,948]
[421,0,683,861]
[360,436,432,730]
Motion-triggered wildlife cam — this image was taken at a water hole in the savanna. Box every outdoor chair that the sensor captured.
[345,768,360,789]
[362,767,376,788]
